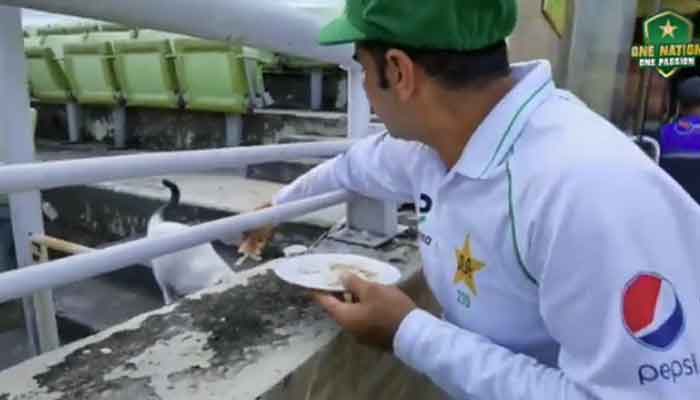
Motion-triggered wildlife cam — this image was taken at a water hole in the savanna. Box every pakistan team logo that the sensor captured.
[631,11,697,78]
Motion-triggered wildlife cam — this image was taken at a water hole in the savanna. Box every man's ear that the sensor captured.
[385,49,416,101]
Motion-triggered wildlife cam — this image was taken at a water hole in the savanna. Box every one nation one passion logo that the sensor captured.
[631,10,699,78]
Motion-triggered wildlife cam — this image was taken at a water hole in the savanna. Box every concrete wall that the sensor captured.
[509,0,572,84]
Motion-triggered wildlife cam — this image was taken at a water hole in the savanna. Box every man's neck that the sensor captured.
[423,76,516,170]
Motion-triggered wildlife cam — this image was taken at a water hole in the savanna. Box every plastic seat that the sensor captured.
[172,39,251,113]
[24,34,85,103]
[40,33,87,64]
[62,39,122,105]
[110,30,183,108]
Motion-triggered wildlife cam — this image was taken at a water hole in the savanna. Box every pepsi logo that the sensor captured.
[622,273,684,351]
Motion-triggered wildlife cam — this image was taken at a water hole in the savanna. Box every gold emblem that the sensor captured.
[453,236,485,296]
[660,19,679,38]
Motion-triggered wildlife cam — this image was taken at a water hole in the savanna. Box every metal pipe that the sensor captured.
[0,190,352,303]
[0,140,351,193]
[32,234,93,255]
[2,0,354,67]
[0,5,59,354]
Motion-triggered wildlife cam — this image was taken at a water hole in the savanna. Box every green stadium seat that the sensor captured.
[111,31,181,108]
[40,33,86,63]
[172,39,250,113]
[62,39,122,105]
[24,34,85,103]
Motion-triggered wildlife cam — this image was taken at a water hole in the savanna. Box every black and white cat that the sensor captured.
[147,180,237,305]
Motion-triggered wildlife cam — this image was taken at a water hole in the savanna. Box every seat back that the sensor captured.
[172,38,250,113]
[62,40,121,105]
[112,36,181,108]
[24,34,85,103]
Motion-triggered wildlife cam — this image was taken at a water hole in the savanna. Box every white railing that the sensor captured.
[3,0,353,66]
[0,141,351,192]
[0,189,352,303]
[0,0,389,358]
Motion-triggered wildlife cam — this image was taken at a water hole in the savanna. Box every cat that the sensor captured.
[147,179,237,305]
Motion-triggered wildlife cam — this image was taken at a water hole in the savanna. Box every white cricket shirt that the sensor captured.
[274,60,700,399]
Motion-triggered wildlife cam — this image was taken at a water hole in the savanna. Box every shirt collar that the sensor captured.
[453,60,555,179]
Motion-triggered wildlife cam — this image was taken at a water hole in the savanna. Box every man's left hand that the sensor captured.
[312,273,417,351]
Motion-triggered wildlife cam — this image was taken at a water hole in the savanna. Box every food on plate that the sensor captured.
[326,263,379,286]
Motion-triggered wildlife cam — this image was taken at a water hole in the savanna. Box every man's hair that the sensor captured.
[357,40,511,90]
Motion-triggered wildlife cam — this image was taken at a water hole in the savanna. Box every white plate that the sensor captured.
[273,253,401,292]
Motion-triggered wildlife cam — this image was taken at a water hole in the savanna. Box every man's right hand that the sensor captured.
[238,202,275,258]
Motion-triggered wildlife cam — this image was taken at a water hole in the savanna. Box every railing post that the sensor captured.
[66,101,82,143]
[310,68,323,111]
[112,105,127,149]
[334,68,398,247]
[225,114,244,147]
[0,6,60,355]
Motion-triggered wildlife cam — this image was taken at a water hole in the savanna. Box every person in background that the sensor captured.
[660,76,700,157]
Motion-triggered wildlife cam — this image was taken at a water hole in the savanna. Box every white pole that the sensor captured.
[0,6,60,354]
[0,140,351,193]
[66,102,81,143]
[0,190,352,303]
[0,0,353,66]
[347,69,370,139]
[345,68,398,238]
[310,68,324,110]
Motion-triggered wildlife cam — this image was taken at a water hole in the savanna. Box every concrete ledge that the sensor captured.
[0,236,444,400]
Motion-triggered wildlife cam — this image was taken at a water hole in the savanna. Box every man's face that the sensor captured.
[355,47,422,141]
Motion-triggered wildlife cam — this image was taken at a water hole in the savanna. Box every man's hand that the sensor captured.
[312,273,417,351]
[238,202,275,258]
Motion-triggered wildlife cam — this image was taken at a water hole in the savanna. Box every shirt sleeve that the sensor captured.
[273,132,420,205]
[394,160,700,400]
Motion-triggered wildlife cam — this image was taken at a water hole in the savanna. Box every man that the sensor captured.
[660,76,700,157]
[241,1,700,398]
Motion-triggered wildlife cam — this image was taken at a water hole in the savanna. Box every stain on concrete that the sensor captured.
[1,392,10,400]
[33,312,188,400]
[30,270,323,400]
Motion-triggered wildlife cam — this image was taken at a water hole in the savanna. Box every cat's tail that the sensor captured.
[148,179,181,231]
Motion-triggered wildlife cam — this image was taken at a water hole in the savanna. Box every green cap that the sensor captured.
[319,0,517,51]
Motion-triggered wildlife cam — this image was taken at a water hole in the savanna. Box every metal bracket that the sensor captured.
[328,195,405,248]
[328,224,408,248]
